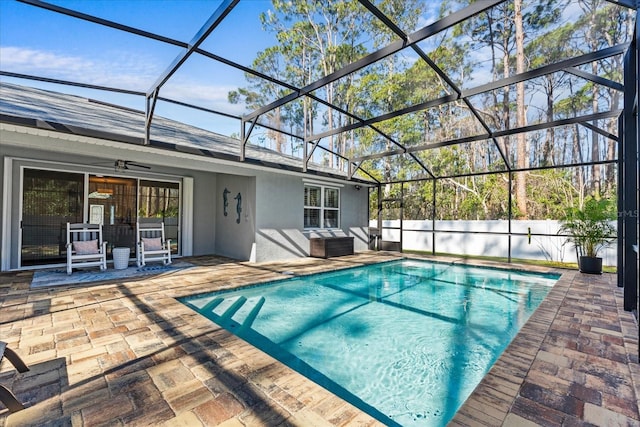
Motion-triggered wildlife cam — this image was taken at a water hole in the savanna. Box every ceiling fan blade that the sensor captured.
[126,162,151,169]
[114,159,151,170]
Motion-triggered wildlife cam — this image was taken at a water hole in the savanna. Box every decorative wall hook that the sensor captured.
[234,193,242,224]
[223,188,230,216]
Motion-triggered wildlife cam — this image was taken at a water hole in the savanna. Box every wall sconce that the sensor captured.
[355,185,361,191]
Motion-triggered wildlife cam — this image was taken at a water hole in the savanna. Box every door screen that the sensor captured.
[138,180,180,254]
[21,169,84,266]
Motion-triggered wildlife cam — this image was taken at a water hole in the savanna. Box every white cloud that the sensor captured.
[0,46,247,114]
[0,46,154,89]
[1,46,90,73]
[161,81,248,115]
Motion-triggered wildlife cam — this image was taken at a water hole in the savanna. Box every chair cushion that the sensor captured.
[73,239,99,255]
[142,237,163,250]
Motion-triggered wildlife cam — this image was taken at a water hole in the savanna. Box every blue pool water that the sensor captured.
[180,259,558,426]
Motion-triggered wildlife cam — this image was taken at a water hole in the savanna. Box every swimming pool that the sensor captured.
[180,259,558,426]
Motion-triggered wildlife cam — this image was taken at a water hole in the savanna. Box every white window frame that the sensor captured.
[304,183,340,229]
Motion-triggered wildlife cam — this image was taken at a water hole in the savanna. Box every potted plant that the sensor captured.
[559,197,617,274]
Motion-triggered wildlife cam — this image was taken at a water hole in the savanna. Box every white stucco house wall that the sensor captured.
[0,83,370,271]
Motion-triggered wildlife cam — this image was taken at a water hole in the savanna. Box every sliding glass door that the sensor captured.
[21,169,84,266]
[20,167,181,267]
[88,175,138,254]
[138,180,180,254]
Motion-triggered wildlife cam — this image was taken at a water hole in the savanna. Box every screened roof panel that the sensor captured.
[360,153,431,183]
[464,71,623,133]
[343,127,403,160]
[200,0,395,89]
[351,165,377,182]
[359,101,487,149]
[0,0,635,185]
[364,112,429,148]
[413,1,511,90]
[257,97,307,139]
[570,55,626,85]
[372,0,444,34]
[562,1,636,52]
[369,0,470,36]
[307,46,454,120]
[505,123,618,169]
[414,139,508,178]
[44,0,223,42]
[405,100,486,144]
[197,1,289,84]
[308,153,351,177]
[556,74,624,113]
[152,99,241,139]
[311,136,345,158]
[0,1,184,92]
[242,121,351,176]
[424,0,635,91]
[305,100,359,138]
[160,52,294,126]
[245,96,360,141]
[338,101,489,160]
[414,27,474,89]
[245,122,301,157]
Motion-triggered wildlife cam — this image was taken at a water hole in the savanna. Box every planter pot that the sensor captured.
[579,256,602,274]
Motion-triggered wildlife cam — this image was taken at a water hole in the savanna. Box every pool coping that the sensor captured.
[450,257,574,425]
[1,252,638,426]
[440,256,640,426]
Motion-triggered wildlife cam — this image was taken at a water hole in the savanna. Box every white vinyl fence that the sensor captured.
[370,220,617,266]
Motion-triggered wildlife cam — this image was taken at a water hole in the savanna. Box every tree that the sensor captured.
[232,1,369,166]
[227,46,291,153]
[230,0,627,227]
[462,0,563,218]
[526,22,575,167]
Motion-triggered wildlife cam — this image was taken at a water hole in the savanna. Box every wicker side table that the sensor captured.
[112,247,131,270]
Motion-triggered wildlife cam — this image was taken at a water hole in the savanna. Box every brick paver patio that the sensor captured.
[1,253,638,426]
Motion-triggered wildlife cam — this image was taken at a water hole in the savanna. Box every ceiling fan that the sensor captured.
[114,159,151,171]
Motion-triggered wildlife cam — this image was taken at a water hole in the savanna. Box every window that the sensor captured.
[304,184,340,229]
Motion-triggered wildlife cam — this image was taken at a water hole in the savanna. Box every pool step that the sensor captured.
[220,296,247,319]
[201,297,224,312]
[240,296,265,329]
[206,296,266,330]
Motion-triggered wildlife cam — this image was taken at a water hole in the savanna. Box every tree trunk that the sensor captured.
[501,16,511,161]
[327,82,335,168]
[591,63,601,199]
[542,75,555,166]
[274,107,283,153]
[605,87,619,196]
[573,125,586,205]
[587,1,601,198]
[514,0,528,218]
